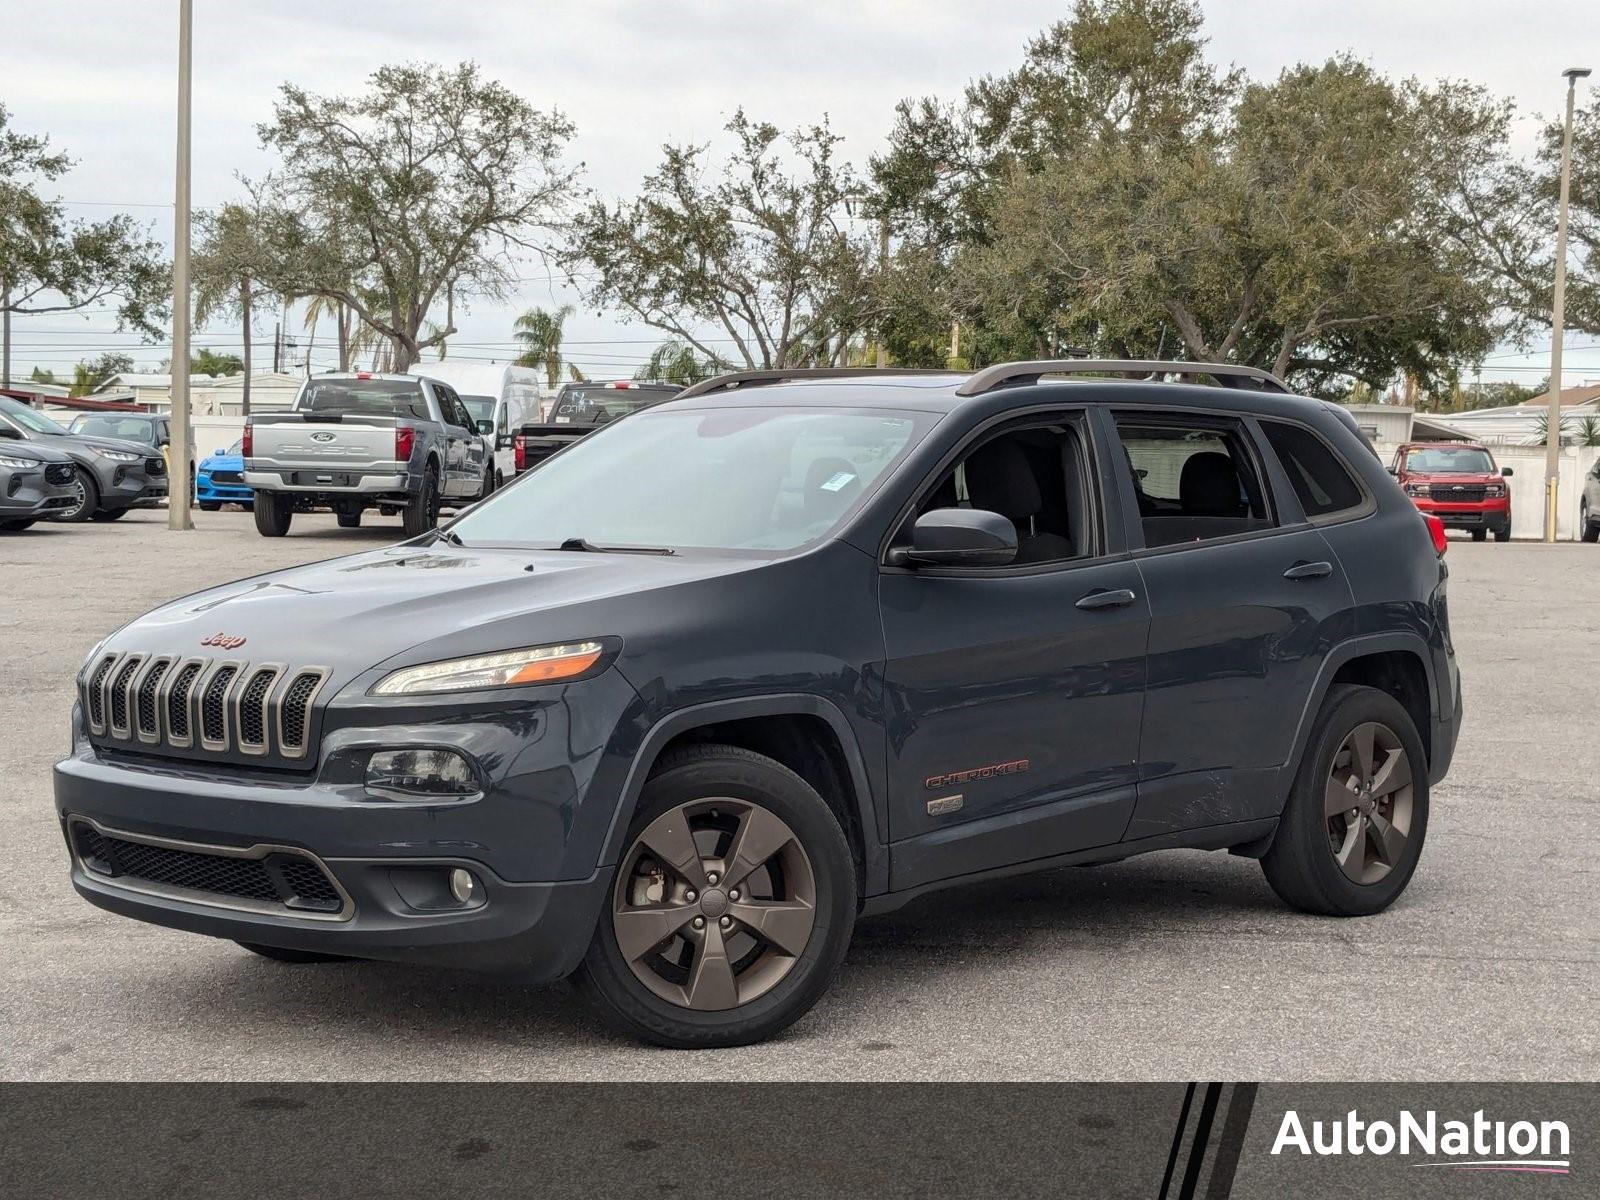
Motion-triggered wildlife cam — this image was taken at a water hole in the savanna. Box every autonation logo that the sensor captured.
[1272,1108,1571,1175]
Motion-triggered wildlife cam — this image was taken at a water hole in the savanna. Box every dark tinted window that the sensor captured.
[553,385,676,423]
[1262,422,1366,518]
[299,379,429,420]
[1114,415,1274,548]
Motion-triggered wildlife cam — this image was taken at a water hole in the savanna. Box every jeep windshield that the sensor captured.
[1406,447,1495,473]
[299,379,430,420]
[450,406,932,553]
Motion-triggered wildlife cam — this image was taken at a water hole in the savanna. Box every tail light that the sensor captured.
[1423,512,1448,556]
[241,421,252,457]
[395,426,416,463]
[514,434,526,472]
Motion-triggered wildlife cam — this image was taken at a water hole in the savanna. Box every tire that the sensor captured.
[89,506,128,521]
[336,510,362,529]
[574,744,857,1048]
[1492,525,1510,542]
[0,518,35,532]
[253,491,293,537]
[402,467,440,538]
[50,466,99,523]
[1470,527,1487,542]
[236,941,355,964]
[1581,504,1598,542]
[1262,684,1429,917]
[198,501,221,513]
[478,467,495,501]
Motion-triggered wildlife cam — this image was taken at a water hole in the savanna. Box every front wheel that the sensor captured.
[198,501,221,513]
[253,491,293,537]
[402,468,440,537]
[1581,503,1598,542]
[574,744,857,1048]
[1471,527,1487,542]
[1492,525,1510,542]
[1262,684,1428,917]
[89,507,128,522]
[50,466,99,523]
[0,518,36,532]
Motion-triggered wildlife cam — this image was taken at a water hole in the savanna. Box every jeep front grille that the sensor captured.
[82,652,329,762]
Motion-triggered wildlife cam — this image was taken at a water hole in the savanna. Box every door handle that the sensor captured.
[1282,560,1333,580]
[1075,587,1137,611]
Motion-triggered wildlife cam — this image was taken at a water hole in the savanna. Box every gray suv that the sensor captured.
[1581,458,1600,543]
[0,397,169,522]
[0,440,78,530]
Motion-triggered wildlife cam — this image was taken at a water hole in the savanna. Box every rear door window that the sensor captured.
[1260,421,1367,519]
[1112,414,1276,549]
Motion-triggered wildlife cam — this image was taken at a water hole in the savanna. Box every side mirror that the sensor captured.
[887,508,1017,569]
[497,434,514,450]
[1501,466,1514,477]
[215,447,226,455]
[1387,466,1399,476]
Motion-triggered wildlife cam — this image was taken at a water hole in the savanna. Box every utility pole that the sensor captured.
[272,320,282,374]
[1545,66,1590,543]
[168,0,194,531]
[876,219,889,369]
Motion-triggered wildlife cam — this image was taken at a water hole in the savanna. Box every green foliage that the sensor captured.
[0,104,168,382]
[513,305,573,388]
[190,348,244,375]
[1574,415,1600,448]
[69,352,134,397]
[634,340,720,385]
[257,62,576,372]
[564,111,878,370]
[1540,101,1599,335]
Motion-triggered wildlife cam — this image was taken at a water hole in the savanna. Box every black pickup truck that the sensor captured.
[513,380,680,474]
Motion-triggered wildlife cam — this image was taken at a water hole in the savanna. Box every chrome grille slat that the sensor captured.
[86,653,331,762]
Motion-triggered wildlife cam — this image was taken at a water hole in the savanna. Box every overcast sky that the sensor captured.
[6,0,1598,388]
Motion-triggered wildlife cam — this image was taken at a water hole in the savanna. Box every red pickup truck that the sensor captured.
[1390,441,1513,542]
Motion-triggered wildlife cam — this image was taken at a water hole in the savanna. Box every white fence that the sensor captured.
[1491,445,1599,540]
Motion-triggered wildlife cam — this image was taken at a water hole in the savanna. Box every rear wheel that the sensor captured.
[50,466,99,523]
[574,744,856,1048]
[253,491,293,537]
[1262,684,1428,917]
[402,467,440,537]
[1581,502,1598,542]
[478,466,495,501]
[236,942,355,964]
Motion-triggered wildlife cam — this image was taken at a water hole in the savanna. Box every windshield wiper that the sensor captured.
[557,537,675,556]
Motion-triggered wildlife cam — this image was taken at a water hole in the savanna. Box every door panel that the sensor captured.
[1123,528,1355,838]
[880,560,1150,889]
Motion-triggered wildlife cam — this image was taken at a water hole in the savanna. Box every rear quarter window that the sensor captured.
[1261,421,1366,519]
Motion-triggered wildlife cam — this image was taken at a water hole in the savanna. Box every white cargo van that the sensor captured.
[407,362,541,490]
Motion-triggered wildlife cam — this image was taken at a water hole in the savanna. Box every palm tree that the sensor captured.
[513,305,573,388]
[635,339,720,386]
[302,293,356,372]
[1574,415,1600,448]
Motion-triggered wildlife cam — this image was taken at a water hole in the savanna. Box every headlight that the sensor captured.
[1407,483,1430,496]
[370,640,606,695]
[0,455,38,469]
[94,449,142,463]
[365,748,478,801]
[1485,484,1504,497]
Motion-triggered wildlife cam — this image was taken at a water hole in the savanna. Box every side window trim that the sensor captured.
[877,407,1112,575]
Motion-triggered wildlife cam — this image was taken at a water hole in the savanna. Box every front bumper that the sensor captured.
[1411,496,1509,530]
[196,474,253,504]
[92,459,168,509]
[1,474,76,519]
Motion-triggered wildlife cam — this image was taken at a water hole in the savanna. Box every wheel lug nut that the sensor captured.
[692,916,705,929]
[729,889,740,901]
[707,872,720,885]
[685,890,697,902]
[719,916,731,928]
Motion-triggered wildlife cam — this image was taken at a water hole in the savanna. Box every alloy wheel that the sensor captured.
[612,798,817,1011]
[1325,722,1414,884]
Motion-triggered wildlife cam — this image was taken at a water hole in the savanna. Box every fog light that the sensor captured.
[365,748,478,801]
[449,868,476,904]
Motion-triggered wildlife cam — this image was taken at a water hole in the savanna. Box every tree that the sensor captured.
[955,58,1504,393]
[0,104,168,385]
[564,111,879,370]
[635,339,720,385]
[1539,101,1598,335]
[189,348,244,375]
[256,62,576,372]
[512,304,572,387]
[192,196,287,413]
[68,351,134,397]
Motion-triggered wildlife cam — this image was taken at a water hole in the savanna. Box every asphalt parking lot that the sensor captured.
[1,509,1595,1081]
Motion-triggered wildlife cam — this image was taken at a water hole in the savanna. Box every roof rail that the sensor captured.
[954,359,1290,397]
[675,367,961,400]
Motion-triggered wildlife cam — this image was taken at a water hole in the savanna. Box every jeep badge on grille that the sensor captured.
[200,633,247,650]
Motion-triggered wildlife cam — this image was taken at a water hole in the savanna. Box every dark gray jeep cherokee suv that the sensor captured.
[56,360,1461,1047]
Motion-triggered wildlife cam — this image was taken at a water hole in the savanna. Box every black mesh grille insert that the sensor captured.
[136,658,172,737]
[237,669,278,748]
[108,658,141,731]
[166,662,203,741]
[210,470,243,484]
[146,457,166,476]
[279,672,321,751]
[86,656,116,728]
[201,666,238,744]
[73,825,343,913]
[46,463,74,485]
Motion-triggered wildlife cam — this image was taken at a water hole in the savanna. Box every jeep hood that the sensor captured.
[99,542,757,685]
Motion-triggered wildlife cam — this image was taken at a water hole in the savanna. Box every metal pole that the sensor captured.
[876,219,889,369]
[1545,67,1590,542]
[168,0,194,531]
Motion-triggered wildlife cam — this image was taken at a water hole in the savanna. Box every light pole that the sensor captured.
[168,0,194,531]
[1544,66,1590,542]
